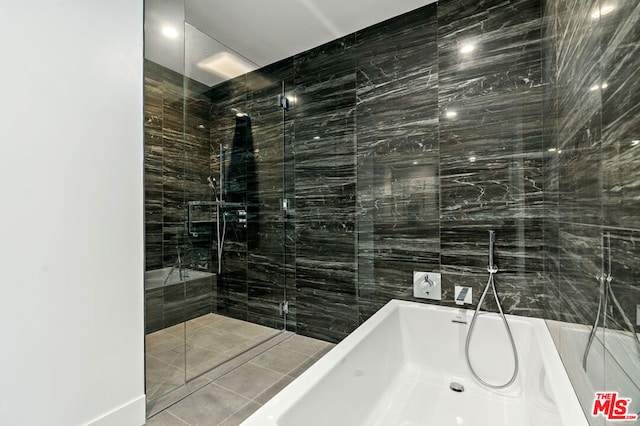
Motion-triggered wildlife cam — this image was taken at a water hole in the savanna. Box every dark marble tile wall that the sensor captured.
[206,61,291,329]
[192,1,550,343]
[143,59,212,273]
[438,0,546,317]
[541,0,561,319]
[355,4,440,322]
[288,0,549,341]
[143,60,214,336]
[601,0,640,233]
[144,275,216,334]
[291,36,359,342]
[144,60,165,271]
[246,61,292,331]
[544,0,640,330]
[208,76,249,321]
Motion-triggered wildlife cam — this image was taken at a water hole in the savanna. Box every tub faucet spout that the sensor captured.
[452,308,467,324]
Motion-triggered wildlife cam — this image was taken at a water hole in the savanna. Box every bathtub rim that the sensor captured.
[144,266,216,290]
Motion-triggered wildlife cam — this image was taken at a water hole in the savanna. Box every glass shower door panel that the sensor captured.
[143,0,188,404]
[183,23,286,381]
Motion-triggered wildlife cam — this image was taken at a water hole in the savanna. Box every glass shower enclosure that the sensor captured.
[143,1,289,405]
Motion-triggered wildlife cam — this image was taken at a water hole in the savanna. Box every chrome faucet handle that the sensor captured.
[421,274,436,290]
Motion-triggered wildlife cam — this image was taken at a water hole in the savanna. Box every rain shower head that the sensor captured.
[231,107,248,118]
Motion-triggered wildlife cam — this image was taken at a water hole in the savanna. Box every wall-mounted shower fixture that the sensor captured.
[237,209,247,228]
[413,271,441,300]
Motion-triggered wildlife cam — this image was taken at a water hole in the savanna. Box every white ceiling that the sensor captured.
[145,0,437,87]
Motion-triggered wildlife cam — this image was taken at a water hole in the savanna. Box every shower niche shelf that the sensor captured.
[188,200,246,208]
[187,200,248,237]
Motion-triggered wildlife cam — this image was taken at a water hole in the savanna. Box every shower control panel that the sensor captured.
[413,271,441,301]
[237,209,247,228]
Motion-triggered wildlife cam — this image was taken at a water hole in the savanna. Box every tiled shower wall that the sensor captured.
[144,59,291,331]
[206,61,292,330]
[544,0,640,333]
[144,60,212,271]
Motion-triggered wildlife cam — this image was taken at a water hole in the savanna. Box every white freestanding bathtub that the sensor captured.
[242,300,587,426]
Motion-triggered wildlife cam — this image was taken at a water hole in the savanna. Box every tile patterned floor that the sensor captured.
[146,314,283,402]
[145,332,334,425]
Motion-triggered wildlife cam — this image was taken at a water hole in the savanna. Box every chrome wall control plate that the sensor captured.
[413,271,441,300]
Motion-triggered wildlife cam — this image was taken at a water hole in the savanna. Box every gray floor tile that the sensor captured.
[220,318,276,340]
[249,345,309,375]
[167,383,250,426]
[253,375,295,405]
[276,334,331,356]
[145,410,190,425]
[287,355,321,379]
[312,342,335,358]
[146,330,332,424]
[185,345,228,380]
[217,401,262,426]
[214,362,284,400]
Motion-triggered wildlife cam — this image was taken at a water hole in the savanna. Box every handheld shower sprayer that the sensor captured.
[207,176,219,202]
[207,174,226,273]
[488,230,496,271]
[465,230,518,389]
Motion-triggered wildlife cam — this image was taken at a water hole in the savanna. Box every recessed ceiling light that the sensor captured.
[589,82,608,91]
[469,156,476,162]
[592,5,614,19]
[197,52,256,79]
[632,140,640,146]
[413,161,419,165]
[446,110,457,118]
[548,148,557,152]
[313,136,321,140]
[162,26,178,39]
[460,44,474,54]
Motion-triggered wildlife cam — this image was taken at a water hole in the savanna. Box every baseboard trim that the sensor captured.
[84,394,146,426]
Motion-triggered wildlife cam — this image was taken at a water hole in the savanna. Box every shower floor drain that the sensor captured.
[449,382,465,392]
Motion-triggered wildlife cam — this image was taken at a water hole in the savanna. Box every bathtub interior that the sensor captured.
[264,301,583,426]
[278,305,406,426]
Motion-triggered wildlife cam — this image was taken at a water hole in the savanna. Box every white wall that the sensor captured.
[0,1,145,425]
